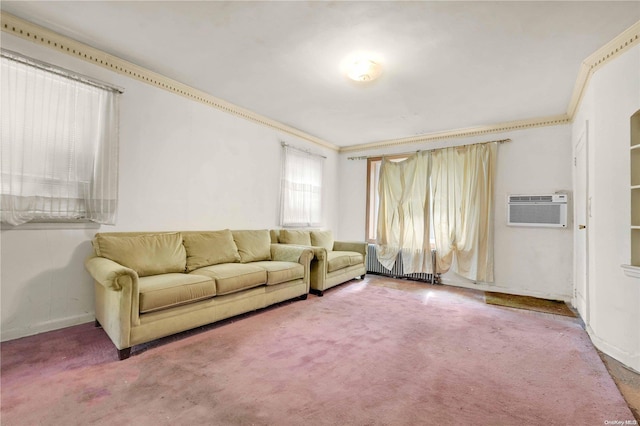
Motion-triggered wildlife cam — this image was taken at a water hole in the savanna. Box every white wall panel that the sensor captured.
[572,44,640,371]
[339,124,574,300]
[0,33,339,340]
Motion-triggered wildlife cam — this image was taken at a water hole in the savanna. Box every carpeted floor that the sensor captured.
[1,276,635,425]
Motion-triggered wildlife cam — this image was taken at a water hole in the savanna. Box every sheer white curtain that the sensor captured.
[280,145,323,227]
[431,143,496,282]
[376,152,432,274]
[1,54,119,225]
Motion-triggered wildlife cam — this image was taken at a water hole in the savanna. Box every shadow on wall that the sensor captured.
[1,238,96,341]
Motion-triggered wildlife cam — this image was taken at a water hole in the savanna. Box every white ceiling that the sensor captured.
[2,1,640,148]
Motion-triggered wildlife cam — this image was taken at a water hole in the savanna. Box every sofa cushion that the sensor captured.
[138,273,216,313]
[279,229,311,246]
[327,251,364,273]
[191,263,267,295]
[347,252,364,266]
[269,229,280,244]
[232,230,271,263]
[326,251,351,272]
[310,230,334,251]
[251,261,305,285]
[182,230,241,272]
[94,232,186,277]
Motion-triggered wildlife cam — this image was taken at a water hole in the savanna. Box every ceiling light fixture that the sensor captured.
[347,59,382,82]
[343,54,383,82]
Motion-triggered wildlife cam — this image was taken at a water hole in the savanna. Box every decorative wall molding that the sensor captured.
[566,20,640,120]
[0,12,339,152]
[341,21,640,154]
[2,12,638,155]
[339,115,570,153]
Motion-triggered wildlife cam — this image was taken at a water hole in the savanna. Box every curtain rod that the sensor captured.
[347,138,512,160]
[1,48,125,94]
[281,141,327,159]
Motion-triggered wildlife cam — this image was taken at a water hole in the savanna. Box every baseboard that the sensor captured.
[585,325,640,374]
[1,312,95,342]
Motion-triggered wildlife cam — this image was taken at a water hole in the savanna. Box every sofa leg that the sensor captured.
[94,319,102,328]
[299,293,308,300]
[310,289,324,297]
[117,348,131,360]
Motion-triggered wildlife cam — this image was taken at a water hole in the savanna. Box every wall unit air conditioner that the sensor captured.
[507,194,568,228]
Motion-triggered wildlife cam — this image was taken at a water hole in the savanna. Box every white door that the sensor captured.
[574,123,589,322]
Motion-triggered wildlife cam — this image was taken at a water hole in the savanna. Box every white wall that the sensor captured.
[572,44,640,372]
[0,33,340,341]
[339,124,574,300]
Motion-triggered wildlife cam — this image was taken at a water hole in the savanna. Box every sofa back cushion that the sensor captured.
[182,230,241,272]
[269,229,280,244]
[94,232,186,277]
[310,230,334,251]
[232,230,272,263]
[279,229,311,246]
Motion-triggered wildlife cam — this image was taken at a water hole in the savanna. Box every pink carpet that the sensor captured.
[1,277,634,425]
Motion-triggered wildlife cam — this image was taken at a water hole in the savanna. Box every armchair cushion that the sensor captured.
[310,230,334,251]
[232,230,272,263]
[279,229,311,246]
[327,251,364,273]
[94,232,186,277]
[182,230,241,272]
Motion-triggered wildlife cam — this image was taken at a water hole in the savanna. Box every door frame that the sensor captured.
[573,120,590,324]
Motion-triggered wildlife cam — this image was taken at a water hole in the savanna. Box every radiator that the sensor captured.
[366,244,440,284]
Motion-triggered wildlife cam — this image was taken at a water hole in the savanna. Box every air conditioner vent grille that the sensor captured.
[508,195,554,203]
[510,205,562,225]
[507,193,568,228]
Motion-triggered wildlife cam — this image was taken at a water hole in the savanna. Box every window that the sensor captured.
[280,144,324,227]
[1,51,120,226]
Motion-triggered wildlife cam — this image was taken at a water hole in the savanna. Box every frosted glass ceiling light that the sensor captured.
[346,58,382,82]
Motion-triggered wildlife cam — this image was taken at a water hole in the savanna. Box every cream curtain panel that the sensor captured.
[431,143,497,282]
[376,142,496,282]
[1,54,119,226]
[376,152,432,274]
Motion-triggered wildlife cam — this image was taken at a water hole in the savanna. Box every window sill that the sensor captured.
[1,221,101,231]
[621,264,640,279]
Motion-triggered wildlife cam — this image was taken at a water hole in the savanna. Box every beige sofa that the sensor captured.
[271,229,367,296]
[85,229,312,360]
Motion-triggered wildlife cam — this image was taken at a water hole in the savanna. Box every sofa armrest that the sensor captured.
[333,241,368,257]
[270,244,313,264]
[85,256,139,291]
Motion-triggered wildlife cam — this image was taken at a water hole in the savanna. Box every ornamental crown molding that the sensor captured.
[340,19,640,154]
[0,12,339,152]
[2,12,639,155]
[338,115,570,153]
[566,20,640,120]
